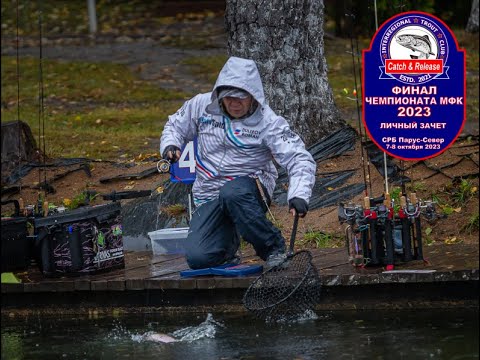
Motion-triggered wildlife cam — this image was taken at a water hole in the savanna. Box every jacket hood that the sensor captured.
[205,57,266,125]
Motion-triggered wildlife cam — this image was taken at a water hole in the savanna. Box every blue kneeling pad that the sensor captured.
[180,263,263,278]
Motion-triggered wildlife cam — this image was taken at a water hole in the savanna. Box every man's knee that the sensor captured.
[185,248,211,269]
[185,242,224,269]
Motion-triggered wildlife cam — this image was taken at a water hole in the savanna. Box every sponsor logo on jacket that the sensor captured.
[199,116,224,130]
[238,128,261,139]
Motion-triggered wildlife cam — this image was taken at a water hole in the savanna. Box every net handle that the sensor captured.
[288,213,300,255]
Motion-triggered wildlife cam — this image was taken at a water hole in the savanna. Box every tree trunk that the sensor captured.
[225,0,344,146]
[466,0,479,33]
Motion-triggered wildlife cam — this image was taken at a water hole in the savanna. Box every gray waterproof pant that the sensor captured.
[185,176,285,269]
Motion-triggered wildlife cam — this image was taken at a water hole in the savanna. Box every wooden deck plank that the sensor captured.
[1,243,477,296]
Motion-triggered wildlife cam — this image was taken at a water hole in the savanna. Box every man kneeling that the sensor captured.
[160,56,316,269]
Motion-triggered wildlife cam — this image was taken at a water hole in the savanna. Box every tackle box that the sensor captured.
[1,200,30,272]
[34,202,124,277]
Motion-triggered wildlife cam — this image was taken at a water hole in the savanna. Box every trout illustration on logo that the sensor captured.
[395,34,435,59]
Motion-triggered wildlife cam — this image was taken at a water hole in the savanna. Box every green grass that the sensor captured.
[444,178,478,207]
[407,181,427,193]
[300,230,344,249]
[461,213,479,234]
[2,102,182,159]
[325,36,370,125]
[1,56,188,159]
[1,56,187,103]
[181,55,229,84]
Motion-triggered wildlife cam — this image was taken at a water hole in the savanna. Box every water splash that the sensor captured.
[172,313,224,342]
[269,309,319,324]
[107,320,133,341]
[112,313,224,344]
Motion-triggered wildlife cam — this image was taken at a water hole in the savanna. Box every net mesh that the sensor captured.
[243,250,322,322]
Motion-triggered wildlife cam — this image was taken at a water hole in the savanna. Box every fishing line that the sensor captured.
[346,9,368,197]
[372,0,390,199]
[16,0,23,194]
[353,13,374,197]
[37,0,47,200]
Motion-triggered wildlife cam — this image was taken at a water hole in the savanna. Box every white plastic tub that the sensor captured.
[147,227,189,255]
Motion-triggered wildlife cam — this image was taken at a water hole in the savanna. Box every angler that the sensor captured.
[160,57,316,270]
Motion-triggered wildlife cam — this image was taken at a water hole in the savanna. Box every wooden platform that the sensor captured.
[2,243,478,311]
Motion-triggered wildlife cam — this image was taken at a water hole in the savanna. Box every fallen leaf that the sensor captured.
[124,184,135,190]
[453,207,462,213]
[444,237,457,244]
[156,186,164,194]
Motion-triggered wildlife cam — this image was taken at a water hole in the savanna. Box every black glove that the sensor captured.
[289,197,309,218]
[162,145,181,164]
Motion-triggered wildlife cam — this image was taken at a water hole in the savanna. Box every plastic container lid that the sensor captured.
[148,227,189,241]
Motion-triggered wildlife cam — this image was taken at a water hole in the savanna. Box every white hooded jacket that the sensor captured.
[160,57,316,206]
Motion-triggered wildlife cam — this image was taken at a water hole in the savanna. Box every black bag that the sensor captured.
[1,199,30,272]
[34,202,124,277]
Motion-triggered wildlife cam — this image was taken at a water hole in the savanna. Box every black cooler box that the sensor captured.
[1,200,30,272]
[34,202,124,277]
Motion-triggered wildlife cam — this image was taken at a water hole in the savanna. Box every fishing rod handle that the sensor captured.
[383,193,391,206]
[410,192,418,204]
[364,196,370,209]
[18,198,26,216]
[43,201,49,217]
[289,212,300,255]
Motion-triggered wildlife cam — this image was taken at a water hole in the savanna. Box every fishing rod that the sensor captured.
[352,18,374,198]
[346,11,369,198]
[372,0,390,204]
[342,4,386,267]
[37,0,49,217]
[372,0,396,270]
[16,0,25,214]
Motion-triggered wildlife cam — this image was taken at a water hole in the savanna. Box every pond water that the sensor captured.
[1,308,478,360]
